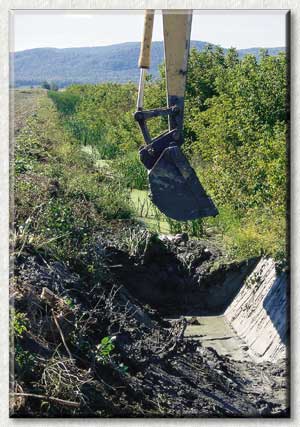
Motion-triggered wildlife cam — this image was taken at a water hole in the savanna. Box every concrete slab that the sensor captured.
[225,258,288,362]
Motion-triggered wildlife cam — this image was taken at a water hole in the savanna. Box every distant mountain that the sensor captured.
[11,41,285,88]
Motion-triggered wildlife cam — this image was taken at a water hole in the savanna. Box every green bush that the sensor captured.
[184,49,287,260]
[51,83,140,157]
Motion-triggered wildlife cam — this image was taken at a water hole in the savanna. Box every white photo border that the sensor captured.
[0,0,299,425]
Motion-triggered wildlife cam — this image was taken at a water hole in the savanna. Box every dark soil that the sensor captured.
[10,228,289,417]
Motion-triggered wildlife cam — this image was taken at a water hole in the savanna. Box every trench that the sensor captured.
[109,240,287,364]
[92,159,287,365]
[92,162,288,363]
[168,258,288,363]
[84,148,287,362]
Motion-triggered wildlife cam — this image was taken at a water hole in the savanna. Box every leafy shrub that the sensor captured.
[50,83,140,157]
[185,49,287,260]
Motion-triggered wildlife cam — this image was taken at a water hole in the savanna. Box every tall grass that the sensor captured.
[112,152,148,190]
[48,90,80,115]
[14,95,133,266]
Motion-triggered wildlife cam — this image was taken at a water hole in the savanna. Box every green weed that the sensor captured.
[14,95,133,265]
[95,336,115,365]
[48,90,80,115]
[13,311,29,338]
[14,343,36,377]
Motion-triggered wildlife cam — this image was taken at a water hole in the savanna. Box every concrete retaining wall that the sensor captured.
[225,258,288,362]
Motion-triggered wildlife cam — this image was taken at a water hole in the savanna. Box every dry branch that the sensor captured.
[52,311,73,360]
[10,392,81,408]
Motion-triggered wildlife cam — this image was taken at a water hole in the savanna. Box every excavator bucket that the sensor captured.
[136,11,218,221]
[149,145,218,221]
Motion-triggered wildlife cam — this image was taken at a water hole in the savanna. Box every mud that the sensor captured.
[11,229,289,417]
[107,233,258,317]
[180,315,253,361]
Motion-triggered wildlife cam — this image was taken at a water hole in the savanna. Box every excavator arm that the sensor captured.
[135,10,218,221]
[163,11,192,137]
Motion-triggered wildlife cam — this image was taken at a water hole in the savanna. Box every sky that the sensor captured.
[11,10,288,52]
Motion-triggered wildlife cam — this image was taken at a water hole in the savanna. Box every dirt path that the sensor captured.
[11,88,45,134]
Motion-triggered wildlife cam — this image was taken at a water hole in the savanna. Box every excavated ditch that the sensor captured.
[107,235,256,317]
[105,232,289,414]
[12,230,289,417]
[107,234,288,363]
